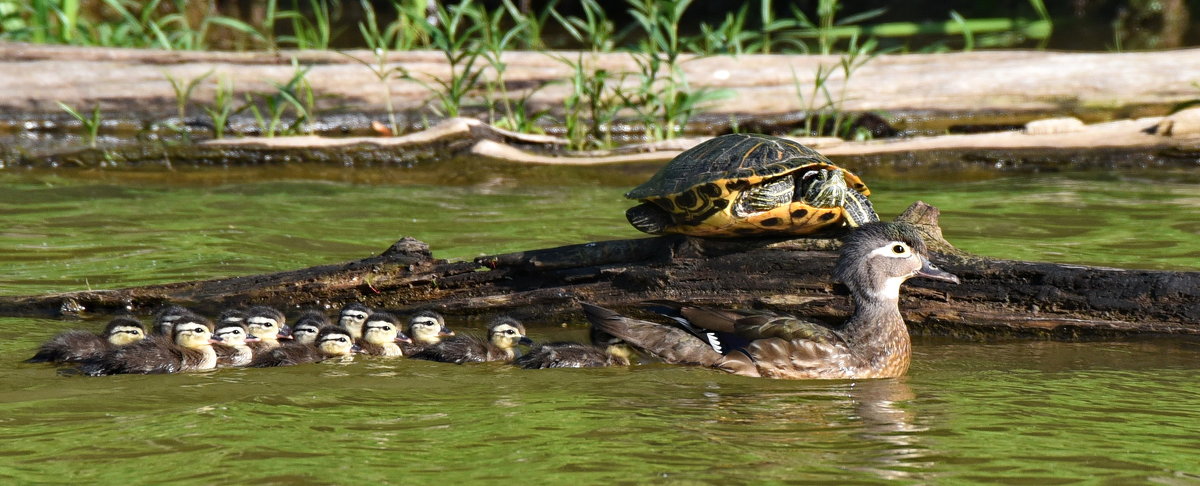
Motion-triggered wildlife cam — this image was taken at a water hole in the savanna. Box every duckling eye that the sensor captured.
[892,244,906,254]
[505,329,516,335]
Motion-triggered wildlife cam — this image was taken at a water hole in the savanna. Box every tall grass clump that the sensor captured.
[56,101,102,148]
[792,35,878,140]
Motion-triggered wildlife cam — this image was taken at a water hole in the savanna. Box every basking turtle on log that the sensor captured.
[624,133,877,236]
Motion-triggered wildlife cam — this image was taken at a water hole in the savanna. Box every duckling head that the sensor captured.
[103,316,146,346]
[362,312,410,346]
[212,322,257,347]
[289,322,323,345]
[217,308,248,327]
[315,326,356,357]
[152,304,191,335]
[487,316,533,350]
[246,306,288,343]
[173,317,216,350]
[833,222,960,302]
[408,310,452,344]
[337,303,372,339]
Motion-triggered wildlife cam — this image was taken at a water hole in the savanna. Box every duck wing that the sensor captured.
[248,344,321,367]
[583,303,756,372]
[409,335,489,364]
[515,342,610,369]
[27,330,107,363]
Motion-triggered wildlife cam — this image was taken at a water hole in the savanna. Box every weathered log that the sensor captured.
[1,202,1196,339]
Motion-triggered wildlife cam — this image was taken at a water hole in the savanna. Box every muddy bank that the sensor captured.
[4,44,1200,137]
[1,203,1196,339]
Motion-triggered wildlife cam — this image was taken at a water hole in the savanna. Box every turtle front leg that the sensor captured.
[626,202,675,234]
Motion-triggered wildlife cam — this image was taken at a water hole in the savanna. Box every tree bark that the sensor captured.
[1,202,1196,339]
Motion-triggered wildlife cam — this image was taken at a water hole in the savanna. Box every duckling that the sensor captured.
[151,304,192,336]
[245,305,288,353]
[514,326,634,369]
[288,310,330,345]
[357,312,411,357]
[212,322,259,367]
[248,326,356,367]
[399,310,454,356]
[82,314,218,375]
[583,221,961,380]
[337,303,372,340]
[216,308,248,327]
[25,316,147,364]
[410,316,532,364]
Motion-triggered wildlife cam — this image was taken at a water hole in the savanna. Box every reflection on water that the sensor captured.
[0,164,1198,482]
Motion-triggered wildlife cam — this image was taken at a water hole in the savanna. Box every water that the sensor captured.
[1,161,1198,483]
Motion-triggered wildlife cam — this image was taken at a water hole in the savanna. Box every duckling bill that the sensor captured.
[584,221,960,380]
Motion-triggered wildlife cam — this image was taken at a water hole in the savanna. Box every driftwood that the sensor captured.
[5,44,1200,126]
[1,202,1196,339]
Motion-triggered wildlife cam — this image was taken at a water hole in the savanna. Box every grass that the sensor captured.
[11,1,1063,149]
[56,101,102,148]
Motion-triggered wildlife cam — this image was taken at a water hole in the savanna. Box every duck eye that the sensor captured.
[892,244,906,254]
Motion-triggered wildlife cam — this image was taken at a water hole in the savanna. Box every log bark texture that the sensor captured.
[1,203,1196,339]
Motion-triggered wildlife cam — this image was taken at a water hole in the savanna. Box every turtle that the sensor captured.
[624,133,878,237]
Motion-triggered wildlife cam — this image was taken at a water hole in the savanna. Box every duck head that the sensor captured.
[408,310,452,345]
[487,316,533,351]
[217,308,248,327]
[315,326,356,357]
[362,312,411,346]
[152,304,191,336]
[337,303,372,340]
[245,306,288,343]
[172,317,216,350]
[212,322,257,347]
[833,222,960,302]
[103,316,147,346]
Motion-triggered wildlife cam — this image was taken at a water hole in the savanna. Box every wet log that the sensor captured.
[0,202,1196,339]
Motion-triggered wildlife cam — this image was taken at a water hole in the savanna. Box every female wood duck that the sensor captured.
[583,221,960,380]
[245,306,289,353]
[249,326,356,367]
[213,322,259,367]
[410,316,532,364]
[337,303,372,340]
[26,316,147,364]
[357,312,411,357]
[514,326,634,369]
[399,310,454,356]
[82,314,218,375]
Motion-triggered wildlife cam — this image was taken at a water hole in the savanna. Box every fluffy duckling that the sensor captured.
[245,305,288,353]
[213,322,259,367]
[583,221,961,380]
[26,316,147,364]
[249,326,356,367]
[151,304,192,336]
[288,310,330,345]
[410,316,532,364]
[357,312,410,357]
[82,314,217,375]
[399,310,454,356]
[216,308,248,327]
[514,326,634,369]
[337,303,372,340]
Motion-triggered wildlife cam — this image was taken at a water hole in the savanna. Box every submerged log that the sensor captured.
[0,203,1196,339]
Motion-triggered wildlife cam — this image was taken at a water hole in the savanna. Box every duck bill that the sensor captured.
[245,335,262,343]
[208,337,223,344]
[395,332,413,344]
[518,336,534,346]
[439,327,455,337]
[917,257,960,284]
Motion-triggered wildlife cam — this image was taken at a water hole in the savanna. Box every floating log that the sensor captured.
[1,202,1196,339]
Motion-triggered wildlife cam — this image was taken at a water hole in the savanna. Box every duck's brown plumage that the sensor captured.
[410,316,530,364]
[583,222,960,380]
[81,316,217,376]
[26,317,146,364]
[514,327,632,369]
[249,326,355,367]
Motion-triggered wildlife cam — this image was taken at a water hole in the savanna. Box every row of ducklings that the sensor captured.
[27,302,634,375]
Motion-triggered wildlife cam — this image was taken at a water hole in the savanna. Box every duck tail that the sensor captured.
[581,302,723,367]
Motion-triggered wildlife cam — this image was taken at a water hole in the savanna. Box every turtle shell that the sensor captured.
[624,133,872,236]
